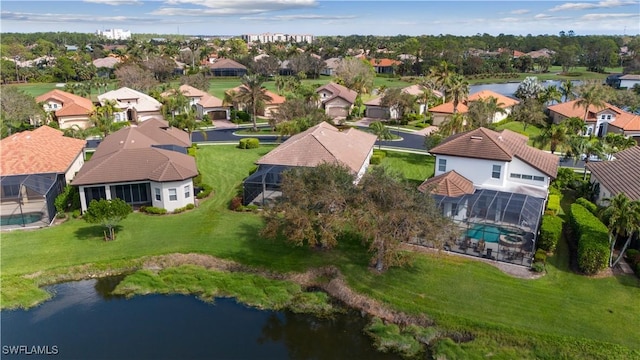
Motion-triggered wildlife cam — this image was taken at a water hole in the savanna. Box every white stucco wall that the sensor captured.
[354,148,374,184]
[64,152,85,184]
[435,155,507,188]
[150,179,194,212]
[505,157,550,189]
[58,115,92,130]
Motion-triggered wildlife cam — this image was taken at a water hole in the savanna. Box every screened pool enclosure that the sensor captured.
[242,165,289,206]
[0,173,65,229]
[430,189,546,267]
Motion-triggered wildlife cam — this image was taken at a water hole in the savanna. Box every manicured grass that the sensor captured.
[1,145,639,357]
[494,121,542,145]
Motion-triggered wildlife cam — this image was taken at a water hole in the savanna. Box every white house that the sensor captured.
[619,74,640,89]
[161,85,230,120]
[98,87,163,123]
[96,29,131,40]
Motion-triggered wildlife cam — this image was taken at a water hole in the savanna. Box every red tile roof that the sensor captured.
[546,99,621,121]
[226,86,285,105]
[369,58,401,67]
[430,127,558,178]
[35,89,94,117]
[428,101,468,114]
[467,90,519,108]
[0,126,86,176]
[417,170,475,197]
[610,112,640,131]
[256,122,376,174]
[587,146,640,201]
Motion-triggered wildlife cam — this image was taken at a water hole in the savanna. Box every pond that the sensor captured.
[469,80,580,98]
[1,278,401,360]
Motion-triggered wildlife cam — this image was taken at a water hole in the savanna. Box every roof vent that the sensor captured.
[498,135,503,141]
[470,136,483,140]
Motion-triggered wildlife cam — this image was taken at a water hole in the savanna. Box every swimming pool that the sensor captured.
[1,212,43,226]
[465,224,513,243]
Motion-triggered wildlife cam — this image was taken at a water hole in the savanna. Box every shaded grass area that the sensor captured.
[2,145,639,358]
[494,121,542,146]
[113,265,334,315]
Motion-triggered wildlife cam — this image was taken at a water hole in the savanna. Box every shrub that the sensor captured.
[72,209,81,219]
[372,149,387,159]
[546,194,561,215]
[539,215,563,253]
[245,204,259,212]
[229,196,243,211]
[231,110,250,123]
[370,154,383,165]
[575,197,598,215]
[196,184,213,199]
[531,262,545,273]
[238,137,260,149]
[186,203,195,210]
[569,203,609,274]
[187,145,198,157]
[534,249,547,263]
[54,185,81,214]
[141,206,167,215]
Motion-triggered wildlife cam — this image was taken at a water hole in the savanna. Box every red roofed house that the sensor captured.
[316,82,358,118]
[226,85,285,118]
[72,118,198,213]
[429,90,519,126]
[418,127,559,266]
[546,99,637,139]
[365,84,444,119]
[369,58,402,74]
[36,90,94,130]
[0,126,86,227]
[243,122,377,205]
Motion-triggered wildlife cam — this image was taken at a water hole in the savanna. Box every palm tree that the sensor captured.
[563,116,586,135]
[91,99,122,138]
[447,73,469,114]
[602,133,637,160]
[234,74,273,132]
[369,121,392,149]
[440,112,467,136]
[560,80,576,102]
[534,123,568,154]
[428,60,453,102]
[573,83,606,124]
[568,135,604,179]
[601,194,640,267]
[541,85,562,106]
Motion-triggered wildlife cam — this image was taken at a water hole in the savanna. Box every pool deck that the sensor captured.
[0,199,50,231]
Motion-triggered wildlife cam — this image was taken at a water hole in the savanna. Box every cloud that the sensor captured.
[549,0,638,12]
[153,0,318,16]
[581,12,639,20]
[83,0,143,5]
[1,10,160,24]
[240,14,356,21]
[510,9,530,15]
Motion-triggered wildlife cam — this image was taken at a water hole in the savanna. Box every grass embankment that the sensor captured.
[2,145,639,359]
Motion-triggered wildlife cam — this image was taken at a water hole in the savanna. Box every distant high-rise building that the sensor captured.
[241,33,314,44]
[96,29,132,40]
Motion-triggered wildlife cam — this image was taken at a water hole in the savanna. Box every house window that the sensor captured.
[451,203,458,217]
[155,188,161,201]
[184,185,190,198]
[533,176,545,182]
[438,159,447,172]
[510,173,521,179]
[606,115,612,120]
[492,165,501,179]
[522,175,533,180]
[169,188,177,201]
[586,127,593,136]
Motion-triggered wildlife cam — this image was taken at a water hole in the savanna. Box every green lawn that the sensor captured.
[494,121,543,146]
[1,145,639,357]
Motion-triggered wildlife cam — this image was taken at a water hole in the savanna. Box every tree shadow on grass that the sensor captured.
[74,224,124,242]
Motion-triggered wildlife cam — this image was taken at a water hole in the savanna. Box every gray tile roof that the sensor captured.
[587,146,640,201]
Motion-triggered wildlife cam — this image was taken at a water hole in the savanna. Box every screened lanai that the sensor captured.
[242,165,289,206]
[432,189,546,267]
[0,173,64,229]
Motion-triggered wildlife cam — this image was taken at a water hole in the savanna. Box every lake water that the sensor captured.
[469,80,579,98]
[1,278,401,360]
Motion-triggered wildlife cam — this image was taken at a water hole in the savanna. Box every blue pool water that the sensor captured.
[0,212,43,226]
[465,224,504,243]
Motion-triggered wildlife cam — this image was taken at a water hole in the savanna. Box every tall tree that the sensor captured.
[428,60,454,102]
[600,194,640,267]
[533,123,568,154]
[467,96,505,127]
[447,73,469,114]
[379,88,415,120]
[514,76,544,102]
[511,98,546,131]
[573,82,607,124]
[567,135,604,179]
[440,112,468,136]
[369,121,392,149]
[0,87,44,137]
[334,57,375,94]
[234,74,273,132]
[541,85,562,106]
[91,99,122,138]
[560,80,576,102]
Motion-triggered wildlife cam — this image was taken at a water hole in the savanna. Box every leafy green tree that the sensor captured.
[83,198,132,241]
[0,87,44,137]
[534,123,568,154]
[467,96,505,127]
[600,194,640,267]
[91,99,122,138]
[369,121,392,149]
[379,88,415,120]
[514,76,544,102]
[567,135,605,179]
[439,112,468,136]
[541,85,562,106]
[234,74,273,132]
[335,57,375,94]
[511,98,546,131]
[562,116,586,135]
[602,133,636,159]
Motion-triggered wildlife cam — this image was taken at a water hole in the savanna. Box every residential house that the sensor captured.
[36,90,94,130]
[72,118,197,213]
[316,82,358,118]
[546,99,633,138]
[321,57,342,76]
[619,74,640,89]
[161,85,229,120]
[418,127,559,266]
[365,84,443,119]
[369,58,401,74]
[226,85,286,118]
[243,122,377,205]
[98,87,163,123]
[207,58,248,77]
[428,90,519,126]
[587,146,640,205]
[0,126,86,227]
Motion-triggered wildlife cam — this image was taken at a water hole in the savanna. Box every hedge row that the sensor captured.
[538,215,563,253]
[239,138,260,149]
[569,203,609,274]
[545,194,561,215]
[370,149,387,165]
[575,197,598,215]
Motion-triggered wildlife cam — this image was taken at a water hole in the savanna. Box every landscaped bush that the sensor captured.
[229,196,243,211]
[172,203,195,214]
[370,154,383,165]
[569,203,609,275]
[231,110,250,123]
[534,249,547,263]
[196,184,213,199]
[72,209,81,219]
[531,262,545,273]
[54,185,81,214]
[575,197,598,215]
[373,149,387,159]
[140,206,167,215]
[238,138,260,149]
[545,194,561,215]
[539,215,563,253]
[187,145,198,157]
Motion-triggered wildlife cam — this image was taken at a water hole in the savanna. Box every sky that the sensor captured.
[1,0,639,37]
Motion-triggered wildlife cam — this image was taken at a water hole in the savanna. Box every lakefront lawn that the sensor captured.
[1,145,638,358]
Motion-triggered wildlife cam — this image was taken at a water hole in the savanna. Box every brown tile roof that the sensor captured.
[366,85,443,106]
[430,127,559,178]
[587,146,640,201]
[208,58,247,70]
[417,170,475,197]
[199,93,224,108]
[35,89,94,117]
[467,90,519,108]
[610,112,640,131]
[226,85,285,105]
[256,122,377,174]
[546,99,620,121]
[72,120,196,186]
[316,82,358,105]
[0,126,86,176]
[161,84,208,98]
